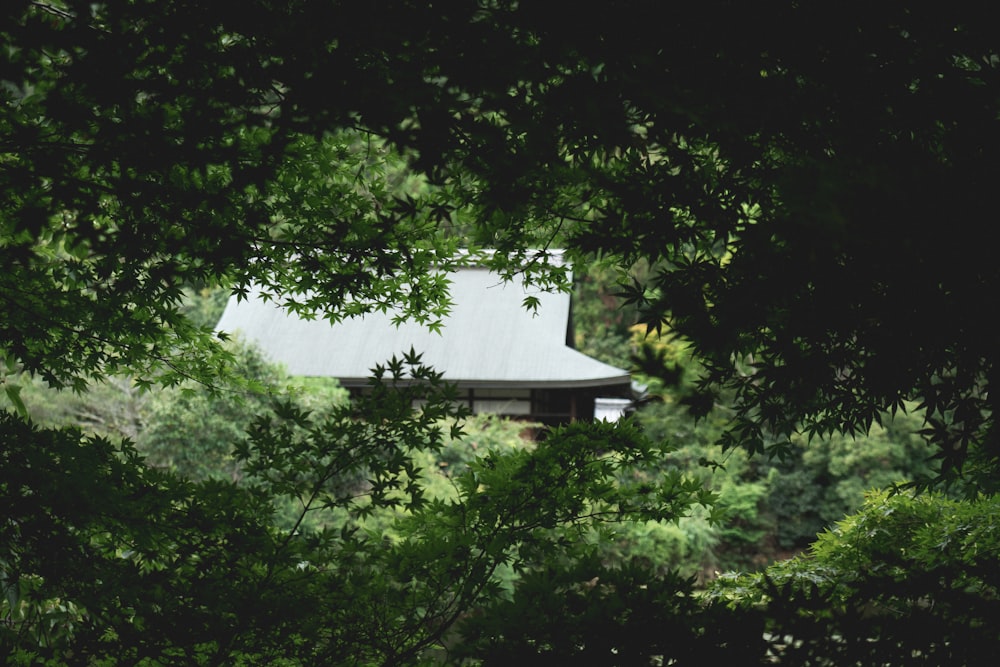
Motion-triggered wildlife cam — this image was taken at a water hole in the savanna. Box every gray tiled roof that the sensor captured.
[216,266,631,389]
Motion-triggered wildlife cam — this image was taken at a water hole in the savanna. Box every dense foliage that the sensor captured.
[6,1,999,480]
[3,355,717,664]
[4,1,1000,664]
[711,491,1000,665]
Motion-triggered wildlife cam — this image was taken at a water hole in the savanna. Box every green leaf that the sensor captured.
[3,353,19,374]
[4,383,27,418]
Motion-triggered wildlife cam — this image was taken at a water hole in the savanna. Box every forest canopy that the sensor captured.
[3,1,1000,664]
[4,0,998,481]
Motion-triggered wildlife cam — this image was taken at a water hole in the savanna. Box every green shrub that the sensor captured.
[711,490,1000,665]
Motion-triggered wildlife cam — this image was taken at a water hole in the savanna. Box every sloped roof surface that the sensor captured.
[215,267,630,389]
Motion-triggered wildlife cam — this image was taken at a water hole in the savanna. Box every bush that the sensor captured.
[711,490,1000,665]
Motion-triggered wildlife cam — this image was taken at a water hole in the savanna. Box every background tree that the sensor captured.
[137,339,322,482]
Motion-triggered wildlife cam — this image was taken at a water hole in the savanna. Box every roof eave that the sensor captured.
[334,376,633,390]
